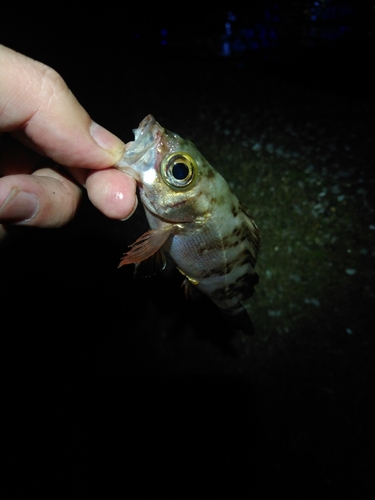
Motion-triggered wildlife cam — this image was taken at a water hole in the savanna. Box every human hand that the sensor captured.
[0,45,137,240]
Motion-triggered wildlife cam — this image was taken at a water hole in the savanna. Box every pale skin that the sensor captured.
[0,45,137,240]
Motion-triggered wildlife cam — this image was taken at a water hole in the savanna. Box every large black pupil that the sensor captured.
[172,162,189,180]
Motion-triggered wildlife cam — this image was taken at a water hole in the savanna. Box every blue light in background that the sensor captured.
[130,4,356,58]
[220,7,280,56]
[160,28,168,46]
[219,3,354,57]
[222,41,231,57]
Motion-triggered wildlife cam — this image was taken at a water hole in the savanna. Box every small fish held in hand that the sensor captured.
[116,115,260,333]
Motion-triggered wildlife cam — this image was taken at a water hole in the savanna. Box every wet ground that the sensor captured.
[2,12,374,498]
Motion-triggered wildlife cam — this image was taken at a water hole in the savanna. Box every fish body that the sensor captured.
[116,115,260,332]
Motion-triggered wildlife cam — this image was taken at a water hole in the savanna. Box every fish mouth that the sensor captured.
[131,114,159,144]
[116,115,163,176]
[134,114,158,138]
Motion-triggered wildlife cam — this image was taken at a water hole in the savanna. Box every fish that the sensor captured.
[116,115,260,333]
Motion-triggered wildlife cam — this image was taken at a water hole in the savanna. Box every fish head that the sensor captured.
[116,115,216,223]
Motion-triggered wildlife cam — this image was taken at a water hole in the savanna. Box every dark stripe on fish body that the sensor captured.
[232,226,243,237]
[198,247,250,277]
[209,271,259,303]
[202,264,228,278]
[237,249,257,269]
[206,169,216,179]
[231,205,239,217]
[220,234,240,247]
[196,241,224,255]
[229,239,240,248]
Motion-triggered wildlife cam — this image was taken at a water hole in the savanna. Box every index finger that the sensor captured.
[0,45,125,170]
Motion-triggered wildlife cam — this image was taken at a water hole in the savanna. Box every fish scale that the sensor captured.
[116,115,260,333]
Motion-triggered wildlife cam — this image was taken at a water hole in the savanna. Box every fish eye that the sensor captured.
[161,153,197,189]
[172,162,190,180]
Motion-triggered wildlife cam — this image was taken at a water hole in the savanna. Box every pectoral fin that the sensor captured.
[134,250,167,277]
[118,228,173,268]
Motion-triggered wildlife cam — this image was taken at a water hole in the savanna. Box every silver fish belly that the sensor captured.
[116,115,260,332]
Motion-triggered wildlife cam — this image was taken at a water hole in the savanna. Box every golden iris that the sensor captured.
[161,153,197,189]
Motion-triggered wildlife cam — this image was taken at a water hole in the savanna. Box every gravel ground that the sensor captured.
[2,25,374,498]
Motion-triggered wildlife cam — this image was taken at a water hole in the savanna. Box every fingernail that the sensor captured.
[120,196,138,221]
[0,189,39,223]
[90,121,125,160]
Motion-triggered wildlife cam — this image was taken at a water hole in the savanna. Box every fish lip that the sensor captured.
[116,115,164,174]
[136,114,157,135]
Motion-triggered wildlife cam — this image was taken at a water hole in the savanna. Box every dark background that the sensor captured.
[2,2,374,498]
